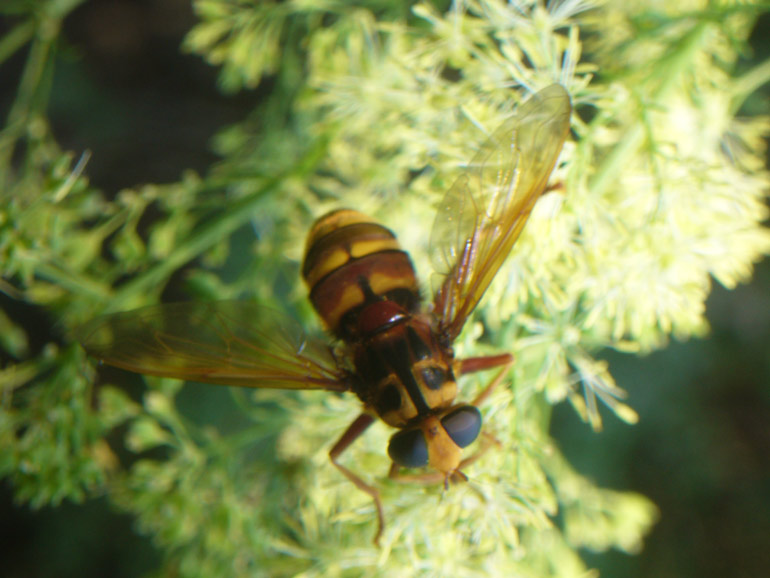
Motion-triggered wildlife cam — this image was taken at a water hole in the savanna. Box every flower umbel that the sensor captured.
[1,0,768,576]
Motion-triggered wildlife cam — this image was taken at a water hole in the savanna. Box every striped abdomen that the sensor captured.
[302,209,421,340]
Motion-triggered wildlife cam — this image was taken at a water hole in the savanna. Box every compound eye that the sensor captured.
[388,428,428,468]
[441,406,482,448]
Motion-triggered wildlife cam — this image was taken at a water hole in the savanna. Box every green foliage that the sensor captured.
[2,0,769,576]
[0,345,110,506]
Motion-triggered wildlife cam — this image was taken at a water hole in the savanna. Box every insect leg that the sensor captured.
[387,462,460,486]
[328,412,385,545]
[456,431,502,469]
[456,354,513,471]
[455,353,514,406]
[455,352,513,376]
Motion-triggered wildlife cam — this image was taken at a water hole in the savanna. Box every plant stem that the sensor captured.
[588,21,710,197]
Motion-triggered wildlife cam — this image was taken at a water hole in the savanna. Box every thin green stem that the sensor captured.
[0,0,88,187]
[105,181,279,310]
[106,136,330,311]
[0,15,60,184]
[31,260,112,300]
[731,57,770,115]
[0,19,36,67]
[588,22,710,197]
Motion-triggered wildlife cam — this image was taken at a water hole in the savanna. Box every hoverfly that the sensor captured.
[77,84,571,544]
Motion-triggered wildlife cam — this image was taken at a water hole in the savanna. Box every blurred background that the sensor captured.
[1,1,768,576]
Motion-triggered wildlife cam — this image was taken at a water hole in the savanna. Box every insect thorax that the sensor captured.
[352,315,458,428]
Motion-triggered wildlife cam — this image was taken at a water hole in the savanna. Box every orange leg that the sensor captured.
[454,352,514,406]
[328,412,385,545]
[330,356,514,543]
[467,354,514,407]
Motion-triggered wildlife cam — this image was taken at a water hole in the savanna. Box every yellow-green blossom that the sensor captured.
[1,0,768,576]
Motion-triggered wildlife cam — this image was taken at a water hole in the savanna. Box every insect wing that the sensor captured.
[431,84,571,339]
[76,301,349,391]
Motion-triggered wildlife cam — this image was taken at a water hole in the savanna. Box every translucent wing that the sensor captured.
[76,301,350,391]
[431,84,571,340]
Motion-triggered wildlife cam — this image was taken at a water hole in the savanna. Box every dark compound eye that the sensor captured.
[441,406,482,448]
[388,428,428,468]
